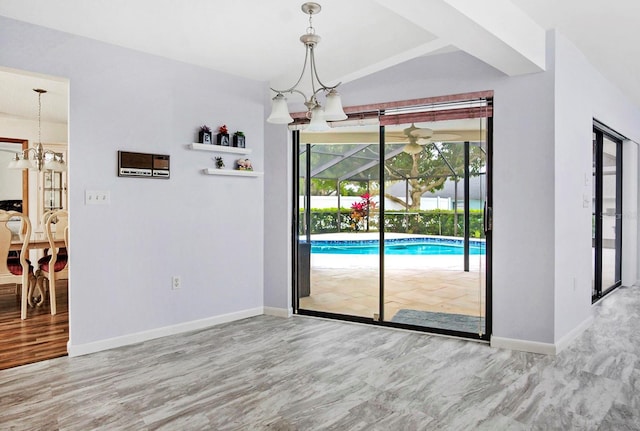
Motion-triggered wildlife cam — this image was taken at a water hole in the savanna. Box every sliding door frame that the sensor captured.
[592,123,623,301]
[292,92,493,341]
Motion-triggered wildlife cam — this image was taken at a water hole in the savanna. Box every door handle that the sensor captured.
[484,204,493,233]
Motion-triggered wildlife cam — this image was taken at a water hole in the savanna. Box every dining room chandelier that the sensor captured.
[8,88,66,172]
[266,2,347,130]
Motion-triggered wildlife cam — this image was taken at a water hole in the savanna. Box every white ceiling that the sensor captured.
[0,0,639,124]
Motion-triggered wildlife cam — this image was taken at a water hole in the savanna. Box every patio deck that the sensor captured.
[299,233,486,332]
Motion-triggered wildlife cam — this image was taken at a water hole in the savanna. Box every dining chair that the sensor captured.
[36,209,68,316]
[0,210,37,320]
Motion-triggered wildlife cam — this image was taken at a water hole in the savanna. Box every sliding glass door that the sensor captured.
[295,128,381,319]
[293,96,492,340]
[592,126,623,300]
[381,119,488,335]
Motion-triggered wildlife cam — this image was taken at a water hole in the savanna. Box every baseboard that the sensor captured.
[491,315,593,355]
[555,315,593,354]
[490,336,557,355]
[67,307,263,357]
[263,306,292,318]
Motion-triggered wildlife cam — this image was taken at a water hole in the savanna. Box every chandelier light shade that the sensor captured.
[306,106,330,131]
[267,2,348,127]
[266,94,294,124]
[8,88,66,172]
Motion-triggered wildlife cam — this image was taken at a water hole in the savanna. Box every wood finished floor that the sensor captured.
[1,285,639,430]
[0,281,68,370]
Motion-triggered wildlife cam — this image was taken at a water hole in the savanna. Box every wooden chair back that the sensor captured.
[44,209,68,270]
[0,210,31,278]
[0,210,33,319]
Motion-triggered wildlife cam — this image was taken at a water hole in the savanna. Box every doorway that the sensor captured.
[0,68,70,369]
[293,95,492,340]
[592,123,623,300]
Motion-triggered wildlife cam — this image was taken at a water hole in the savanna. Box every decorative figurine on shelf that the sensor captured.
[199,125,212,144]
[216,124,230,146]
[233,131,246,148]
[236,158,253,171]
[214,156,225,169]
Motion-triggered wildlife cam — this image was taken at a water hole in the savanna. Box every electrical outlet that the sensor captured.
[85,190,111,205]
[172,276,181,290]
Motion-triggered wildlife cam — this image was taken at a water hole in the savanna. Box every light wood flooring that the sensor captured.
[0,281,68,370]
[0,285,638,429]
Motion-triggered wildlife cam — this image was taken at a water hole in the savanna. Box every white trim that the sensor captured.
[263,306,292,318]
[555,315,593,354]
[490,336,556,355]
[67,307,263,357]
[491,315,593,355]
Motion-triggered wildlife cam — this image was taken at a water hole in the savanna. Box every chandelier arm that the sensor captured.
[270,46,312,97]
[309,46,341,91]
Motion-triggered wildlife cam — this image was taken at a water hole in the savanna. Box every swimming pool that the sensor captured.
[309,237,485,256]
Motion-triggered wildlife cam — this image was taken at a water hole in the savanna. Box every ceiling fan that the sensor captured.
[401,124,460,155]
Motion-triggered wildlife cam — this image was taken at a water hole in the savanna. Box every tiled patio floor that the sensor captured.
[299,251,486,330]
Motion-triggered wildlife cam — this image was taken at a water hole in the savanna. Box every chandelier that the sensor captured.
[266,2,347,130]
[8,88,66,172]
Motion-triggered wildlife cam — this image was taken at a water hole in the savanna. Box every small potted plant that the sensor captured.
[216,124,229,146]
[214,156,225,169]
[199,125,212,144]
[233,131,245,148]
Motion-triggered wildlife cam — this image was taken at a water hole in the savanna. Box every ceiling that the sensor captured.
[0,0,639,124]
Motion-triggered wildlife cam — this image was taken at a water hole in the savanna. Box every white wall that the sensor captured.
[552,31,596,342]
[263,107,292,315]
[0,16,266,352]
[622,141,639,287]
[551,33,640,339]
[0,144,22,201]
[552,31,640,343]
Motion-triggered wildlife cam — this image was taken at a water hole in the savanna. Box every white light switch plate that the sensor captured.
[85,190,110,205]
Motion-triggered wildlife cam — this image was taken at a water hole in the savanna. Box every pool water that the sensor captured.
[310,239,485,256]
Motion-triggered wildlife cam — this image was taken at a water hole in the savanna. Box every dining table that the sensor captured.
[9,231,65,251]
[8,231,66,309]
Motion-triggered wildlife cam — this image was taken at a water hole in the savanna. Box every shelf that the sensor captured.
[202,168,263,177]
[189,143,252,155]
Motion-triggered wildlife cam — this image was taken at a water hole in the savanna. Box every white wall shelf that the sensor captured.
[189,143,252,155]
[202,168,263,177]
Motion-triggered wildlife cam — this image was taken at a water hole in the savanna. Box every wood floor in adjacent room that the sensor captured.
[0,282,68,370]
[1,286,639,429]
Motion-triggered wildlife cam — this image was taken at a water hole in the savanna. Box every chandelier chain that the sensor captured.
[307,10,315,34]
[37,90,42,144]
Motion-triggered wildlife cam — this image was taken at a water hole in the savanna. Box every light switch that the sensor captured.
[85,190,110,205]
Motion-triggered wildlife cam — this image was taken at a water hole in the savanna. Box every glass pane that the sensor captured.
[0,146,23,211]
[601,136,620,290]
[297,126,380,319]
[382,119,486,334]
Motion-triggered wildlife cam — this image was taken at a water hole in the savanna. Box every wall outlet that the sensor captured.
[172,276,181,290]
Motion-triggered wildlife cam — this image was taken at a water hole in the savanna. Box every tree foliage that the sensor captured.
[302,141,486,211]
[384,142,485,210]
